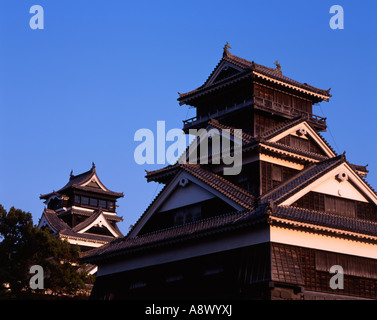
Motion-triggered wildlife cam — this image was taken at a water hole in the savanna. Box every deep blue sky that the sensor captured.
[0,0,376,235]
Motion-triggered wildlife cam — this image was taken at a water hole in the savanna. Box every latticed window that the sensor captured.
[324,195,355,217]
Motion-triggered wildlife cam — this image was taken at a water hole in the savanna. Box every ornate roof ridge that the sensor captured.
[40,163,124,199]
[178,45,331,102]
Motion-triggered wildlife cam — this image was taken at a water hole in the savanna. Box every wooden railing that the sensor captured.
[182,99,253,129]
[182,96,326,129]
[253,96,326,125]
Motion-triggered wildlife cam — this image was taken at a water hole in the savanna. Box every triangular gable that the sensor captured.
[38,212,60,234]
[81,172,109,192]
[38,209,70,234]
[158,181,216,212]
[179,121,246,165]
[73,210,122,238]
[279,161,377,207]
[85,180,101,189]
[265,120,336,158]
[128,168,252,238]
[205,60,244,87]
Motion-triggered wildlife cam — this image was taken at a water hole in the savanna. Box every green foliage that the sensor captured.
[0,205,93,299]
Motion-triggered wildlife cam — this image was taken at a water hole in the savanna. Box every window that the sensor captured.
[324,195,355,217]
[74,195,80,204]
[81,196,89,205]
[276,91,291,106]
[295,192,376,220]
[271,165,282,182]
[255,84,274,101]
[293,97,312,114]
[290,136,310,152]
[174,206,201,226]
[99,199,107,208]
[90,198,98,207]
[107,201,114,210]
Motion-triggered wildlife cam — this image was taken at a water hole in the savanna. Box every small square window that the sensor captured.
[90,198,98,207]
[81,197,89,205]
[99,200,107,208]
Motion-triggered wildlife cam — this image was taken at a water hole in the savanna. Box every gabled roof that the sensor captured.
[38,208,123,245]
[269,204,377,238]
[40,208,72,234]
[82,198,377,264]
[40,163,124,199]
[146,164,254,210]
[207,118,254,144]
[260,155,346,204]
[71,209,123,238]
[147,118,252,183]
[259,116,337,157]
[131,163,255,238]
[82,206,268,263]
[178,46,331,104]
[182,164,255,209]
[260,154,377,207]
[178,118,252,168]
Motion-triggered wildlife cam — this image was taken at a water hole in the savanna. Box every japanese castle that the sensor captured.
[38,163,124,273]
[82,44,377,300]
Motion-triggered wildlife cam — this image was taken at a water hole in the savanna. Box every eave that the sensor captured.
[178,53,331,106]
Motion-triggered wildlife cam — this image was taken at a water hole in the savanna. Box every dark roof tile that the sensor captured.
[261,155,345,204]
[178,53,331,102]
[271,205,377,237]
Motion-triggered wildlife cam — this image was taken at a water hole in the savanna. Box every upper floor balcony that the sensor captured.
[182,96,327,132]
[253,96,327,130]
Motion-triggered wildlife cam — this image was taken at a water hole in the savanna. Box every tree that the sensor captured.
[0,204,93,299]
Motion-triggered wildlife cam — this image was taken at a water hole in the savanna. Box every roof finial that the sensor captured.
[223,42,232,58]
[70,169,73,177]
[274,60,282,74]
[266,200,275,215]
[92,162,96,169]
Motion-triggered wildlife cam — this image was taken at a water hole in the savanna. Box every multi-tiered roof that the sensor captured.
[83,45,377,300]
[39,163,124,253]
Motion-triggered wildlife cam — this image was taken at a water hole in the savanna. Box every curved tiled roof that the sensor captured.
[71,209,123,237]
[182,164,255,210]
[40,208,122,244]
[178,52,331,102]
[270,205,377,238]
[40,164,124,199]
[82,199,377,264]
[81,207,267,263]
[146,163,255,210]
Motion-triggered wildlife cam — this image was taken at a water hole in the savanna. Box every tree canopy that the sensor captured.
[0,204,94,299]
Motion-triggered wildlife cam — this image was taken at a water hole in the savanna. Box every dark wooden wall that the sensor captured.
[292,191,377,221]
